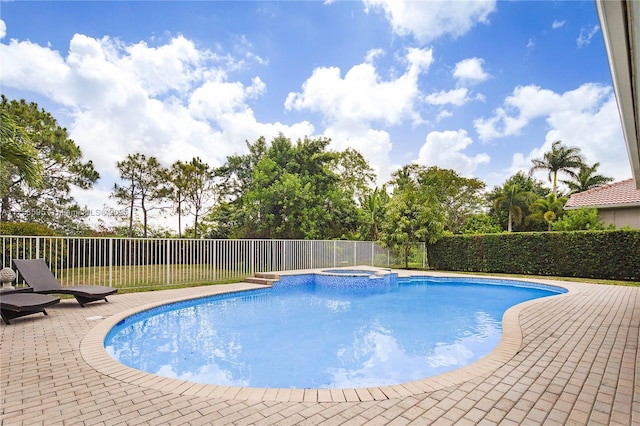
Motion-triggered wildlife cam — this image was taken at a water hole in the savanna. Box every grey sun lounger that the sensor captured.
[0,289,60,324]
[13,259,117,307]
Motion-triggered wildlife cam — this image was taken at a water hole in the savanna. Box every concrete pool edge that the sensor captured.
[79,271,578,403]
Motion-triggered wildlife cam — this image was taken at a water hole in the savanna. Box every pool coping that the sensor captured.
[79,270,579,403]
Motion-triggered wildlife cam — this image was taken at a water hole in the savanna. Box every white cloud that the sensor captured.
[121,36,210,97]
[425,88,470,106]
[0,30,315,228]
[284,48,432,127]
[285,47,434,184]
[477,84,630,186]
[453,57,490,84]
[527,38,536,50]
[577,25,600,47]
[415,129,490,176]
[436,110,453,122]
[474,83,613,141]
[365,48,385,63]
[324,125,395,185]
[532,95,629,183]
[552,20,565,30]
[189,78,265,120]
[1,38,73,104]
[363,0,496,44]
[0,20,6,40]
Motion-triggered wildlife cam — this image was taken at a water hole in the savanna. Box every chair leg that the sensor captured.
[74,295,106,307]
[1,308,47,325]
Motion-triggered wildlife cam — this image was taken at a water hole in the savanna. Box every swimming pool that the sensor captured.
[104,273,566,389]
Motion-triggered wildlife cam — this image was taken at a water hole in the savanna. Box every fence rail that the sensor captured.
[1,236,425,290]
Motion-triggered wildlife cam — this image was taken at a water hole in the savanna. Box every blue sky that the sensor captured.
[0,0,632,226]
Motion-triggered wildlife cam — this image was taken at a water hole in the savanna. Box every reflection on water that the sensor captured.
[105,278,557,388]
[327,313,500,388]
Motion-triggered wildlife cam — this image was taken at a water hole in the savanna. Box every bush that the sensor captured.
[0,222,58,236]
[427,230,640,281]
[1,222,66,268]
[552,207,607,231]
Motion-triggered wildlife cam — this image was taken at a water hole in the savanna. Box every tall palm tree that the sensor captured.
[530,140,584,196]
[561,162,614,194]
[493,183,536,232]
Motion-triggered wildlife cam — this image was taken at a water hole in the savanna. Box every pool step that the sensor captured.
[245,273,280,286]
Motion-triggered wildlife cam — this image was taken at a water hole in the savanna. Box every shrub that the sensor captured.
[552,207,607,231]
[1,222,66,268]
[427,230,640,281]
[0,222,58,236]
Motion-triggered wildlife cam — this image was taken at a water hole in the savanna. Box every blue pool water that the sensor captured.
[104,275,566,389]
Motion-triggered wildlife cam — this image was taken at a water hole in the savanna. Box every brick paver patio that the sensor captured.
[1,272,638,425]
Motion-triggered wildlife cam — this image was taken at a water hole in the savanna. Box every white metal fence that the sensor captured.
[1,236,425,290]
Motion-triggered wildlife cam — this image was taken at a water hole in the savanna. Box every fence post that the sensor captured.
[109,238,113,287]
[35,236,40,259]
[166,239,170,286]
[371,242,374,266]
[213,240,217,282]
[423,242,427,269]
[333,241,336,267]
[353,241,357,266]
[250,240,255,276]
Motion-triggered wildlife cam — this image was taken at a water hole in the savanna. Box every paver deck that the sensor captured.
[1,272,638,425]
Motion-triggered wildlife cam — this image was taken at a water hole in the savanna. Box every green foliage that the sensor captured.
[552,207,607,231]
[427,230,640,281]
[0,108,42,192]
[0,222,66,267]
[561,162,613,194]
[416,166,486,233]
[529,140,584,196]
[112,153,167,238]
[0,222,58,236]
[178,157,215,239]
[158,157,216,238]
[491,179,537,232]
[331,148,376,203]
[380,165,446,268]
[460,213,503,234]
[1,95,99,233]
[206,134,361,239]
[527,193,567,231]
[358,186,390,241]
[487,171,548,232]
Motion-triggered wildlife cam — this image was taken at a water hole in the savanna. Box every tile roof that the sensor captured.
[565,178,640,209]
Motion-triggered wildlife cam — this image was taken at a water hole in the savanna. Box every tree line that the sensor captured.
[1,96,617,255]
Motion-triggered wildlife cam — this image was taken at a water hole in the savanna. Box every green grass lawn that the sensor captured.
[54,263,247,291]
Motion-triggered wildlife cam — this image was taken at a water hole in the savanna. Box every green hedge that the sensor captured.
[427,230,640,281]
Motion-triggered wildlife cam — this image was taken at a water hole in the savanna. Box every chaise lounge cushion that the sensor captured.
[0,289,60,324]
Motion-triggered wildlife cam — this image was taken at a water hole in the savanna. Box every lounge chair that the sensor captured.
[0,289,60,324]
[12,259,117,307]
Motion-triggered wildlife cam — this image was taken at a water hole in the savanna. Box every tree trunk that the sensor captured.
[128,188,135,238]
[0,195,9,222]
[177,200,182,238]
